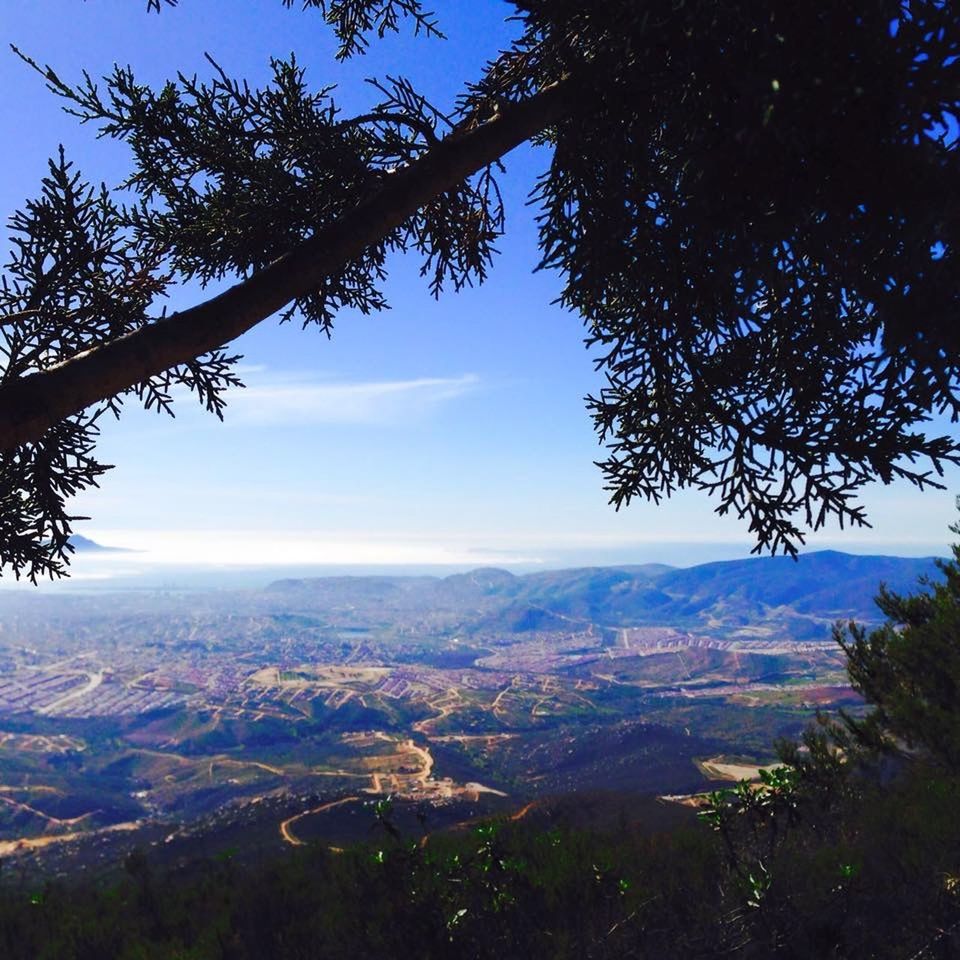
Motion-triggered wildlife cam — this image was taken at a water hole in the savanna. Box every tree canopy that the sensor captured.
[2,0,959,579]
[835,506,960,771]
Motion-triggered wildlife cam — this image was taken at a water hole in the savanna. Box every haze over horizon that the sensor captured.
[0,530,943,594]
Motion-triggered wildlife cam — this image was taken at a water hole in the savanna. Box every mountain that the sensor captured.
[67,535,130,553]
[265,550,943,638]
[653,550,938,618]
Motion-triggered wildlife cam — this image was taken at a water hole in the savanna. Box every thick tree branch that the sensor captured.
[0,78,571,453]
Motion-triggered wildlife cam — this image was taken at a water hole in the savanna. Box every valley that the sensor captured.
[0,551,937,875]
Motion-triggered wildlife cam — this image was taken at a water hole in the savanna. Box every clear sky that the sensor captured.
[2,0,958,580]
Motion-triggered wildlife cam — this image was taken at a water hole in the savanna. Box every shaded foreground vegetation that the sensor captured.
[0,767,958,959]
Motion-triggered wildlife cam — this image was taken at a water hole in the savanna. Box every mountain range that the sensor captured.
[267,549,943,639]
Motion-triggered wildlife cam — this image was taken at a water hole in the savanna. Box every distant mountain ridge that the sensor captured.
[266,550,943,640]
[68,535,131,553]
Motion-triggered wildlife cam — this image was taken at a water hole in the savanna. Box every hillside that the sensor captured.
[0,549,941,880]
[267,550,942,636]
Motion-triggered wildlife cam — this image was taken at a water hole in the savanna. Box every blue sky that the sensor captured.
[2,0,958,578]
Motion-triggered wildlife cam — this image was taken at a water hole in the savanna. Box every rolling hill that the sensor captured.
[266,550,943,638]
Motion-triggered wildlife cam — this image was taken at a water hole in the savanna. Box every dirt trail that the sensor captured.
[697,756,778,781]
[207,757,285,781]
[490,678,518,714]
[0,821,141,858]
[0,794,96,829]
[510,800,539,822]
[403,738,433,784]
[0,784,59,794]
[279,796,358,846]
[412,689,461,734]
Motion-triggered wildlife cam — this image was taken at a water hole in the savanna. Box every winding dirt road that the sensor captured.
[279,796,359,846]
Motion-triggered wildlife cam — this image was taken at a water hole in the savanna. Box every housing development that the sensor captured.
[0,551,932,869]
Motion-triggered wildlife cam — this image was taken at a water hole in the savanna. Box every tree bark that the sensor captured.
[0,78,571,453]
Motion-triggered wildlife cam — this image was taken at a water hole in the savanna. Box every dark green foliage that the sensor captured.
[691,509,960,955]
[526,0,960,555]
[2,3,500,581]
[835,509,960,771]
[148,0,441,60]
[0,143,240,582]
[0,150,178,581]
[3,1,960,577]
[695,759,960,958]
[5,775,960,959]
[0,814,722,959]
[282,1,443,61]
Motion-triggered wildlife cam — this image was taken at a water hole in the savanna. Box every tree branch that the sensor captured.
[0,77,571,453]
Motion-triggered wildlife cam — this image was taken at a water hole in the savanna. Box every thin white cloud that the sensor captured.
[223,372,480,426]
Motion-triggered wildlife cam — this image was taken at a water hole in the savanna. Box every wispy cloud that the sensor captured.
[223,371,480,425]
